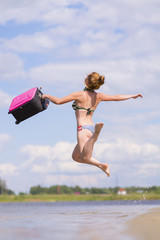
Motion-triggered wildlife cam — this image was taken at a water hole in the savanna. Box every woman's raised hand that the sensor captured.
[133,94,143,99]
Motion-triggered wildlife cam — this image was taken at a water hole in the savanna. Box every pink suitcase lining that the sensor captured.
[9,87,37,112]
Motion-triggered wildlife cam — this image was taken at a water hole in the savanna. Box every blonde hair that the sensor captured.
[85,72,105,90]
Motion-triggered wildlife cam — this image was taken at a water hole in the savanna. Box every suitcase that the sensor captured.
[8,87,49,124]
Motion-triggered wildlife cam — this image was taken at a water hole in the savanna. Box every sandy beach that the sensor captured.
[126,207,160,240]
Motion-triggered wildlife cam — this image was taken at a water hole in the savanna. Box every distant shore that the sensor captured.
[0,193,160,202]
[126,207,160,240]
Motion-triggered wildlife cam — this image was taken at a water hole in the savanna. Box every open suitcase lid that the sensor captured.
[9,87,37,113]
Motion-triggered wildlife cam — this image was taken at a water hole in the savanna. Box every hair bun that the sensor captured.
[99,75,105,85]
[85,72,105,90]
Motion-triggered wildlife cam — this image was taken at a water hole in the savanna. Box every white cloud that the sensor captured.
[0,1,159,94]
[0,52,25,82]
[0,163,18,176]
[20,141,102,175]
[28,62,92,87]
[31,162,57,174]
[20,141,75,167]
[1,34,53,53]
[95,139,160,163]
[1,0,159,59]
[0,133,11,151]
[0,0,81,25]
[0,89,12,107]
[20,144,54,167]
[0,0,158,27]
[20,138,160,180]
[0,28,66,53]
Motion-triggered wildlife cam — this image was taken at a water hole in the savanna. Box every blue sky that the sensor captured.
[0,0,160,193]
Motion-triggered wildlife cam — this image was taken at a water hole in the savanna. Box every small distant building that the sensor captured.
[117,188,127,195]
[75,192,80,195]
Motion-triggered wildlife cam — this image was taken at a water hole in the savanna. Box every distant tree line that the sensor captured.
[0,177,15,195]
[1,177,160,195]
[29,185,160,195]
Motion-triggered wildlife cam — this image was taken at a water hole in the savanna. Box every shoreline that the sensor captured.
[125,207,160,240]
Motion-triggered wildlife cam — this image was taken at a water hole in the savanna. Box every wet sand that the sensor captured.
[126,207,160,240]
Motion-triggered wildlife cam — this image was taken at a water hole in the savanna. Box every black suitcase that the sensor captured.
[8,87,49,124]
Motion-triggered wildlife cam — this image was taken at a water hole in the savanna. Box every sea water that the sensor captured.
[0,200,159,240]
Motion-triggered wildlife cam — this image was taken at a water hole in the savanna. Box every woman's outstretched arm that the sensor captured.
[98,93,143,102]
[42,91,82,105]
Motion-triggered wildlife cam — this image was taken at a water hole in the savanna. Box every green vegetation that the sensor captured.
[0,177,15,195]
[29,185,113,195]
[0,192,160,202]
[29,185,160,195]
[0,184,160,202]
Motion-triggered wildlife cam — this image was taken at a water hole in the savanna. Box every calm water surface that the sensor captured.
[0,200,160,240]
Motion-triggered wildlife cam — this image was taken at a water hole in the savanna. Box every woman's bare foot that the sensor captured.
[101,163,110,177]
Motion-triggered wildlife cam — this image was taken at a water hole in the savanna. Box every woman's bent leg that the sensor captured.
[72,124,110,176]
[72,144,110,176]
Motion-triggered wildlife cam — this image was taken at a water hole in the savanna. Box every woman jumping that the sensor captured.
[42,72,143,177]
